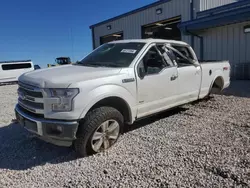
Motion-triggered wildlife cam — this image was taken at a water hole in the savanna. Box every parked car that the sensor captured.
[0,60,34,83]
[15,39,230,157]
[34,65,41,70]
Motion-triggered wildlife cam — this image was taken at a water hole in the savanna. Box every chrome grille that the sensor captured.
[18,82,44,114]
[18,86,43,98]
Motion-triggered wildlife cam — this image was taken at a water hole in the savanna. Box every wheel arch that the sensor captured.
[209,75,225,94]
[90,96,133,123]
[79,94,135,124]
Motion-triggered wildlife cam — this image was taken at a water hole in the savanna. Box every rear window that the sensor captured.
[2,63,32,70]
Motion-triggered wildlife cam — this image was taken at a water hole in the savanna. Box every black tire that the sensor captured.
[74,106,124,157]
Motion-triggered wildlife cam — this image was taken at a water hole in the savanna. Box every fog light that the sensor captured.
[55,125,63,132]
[46,124,63,135]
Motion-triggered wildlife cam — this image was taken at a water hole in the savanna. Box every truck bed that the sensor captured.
[199,60,231,98]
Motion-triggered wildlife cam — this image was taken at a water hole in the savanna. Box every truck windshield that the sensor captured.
[77,42,145,68]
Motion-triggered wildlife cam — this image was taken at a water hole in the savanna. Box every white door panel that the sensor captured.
[137,66,178,118]
[176,66,201,103]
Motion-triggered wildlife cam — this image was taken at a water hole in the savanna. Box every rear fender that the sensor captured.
[209,70,224,93]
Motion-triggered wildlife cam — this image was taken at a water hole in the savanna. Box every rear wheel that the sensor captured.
[205,77,224,99]
[74,107,124,157]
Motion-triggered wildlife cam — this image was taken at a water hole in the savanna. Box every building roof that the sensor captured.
[109,38,189,46]
[89,0,171,29]
[179,0,250,32]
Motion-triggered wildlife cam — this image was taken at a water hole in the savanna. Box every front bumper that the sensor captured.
[15,105,79,147]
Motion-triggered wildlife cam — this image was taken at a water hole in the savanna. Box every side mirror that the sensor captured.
[138,67,146,79]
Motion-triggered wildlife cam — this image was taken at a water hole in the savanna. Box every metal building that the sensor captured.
[90,0,250,79]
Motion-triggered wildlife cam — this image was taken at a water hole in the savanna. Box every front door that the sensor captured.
[136,44,178,118]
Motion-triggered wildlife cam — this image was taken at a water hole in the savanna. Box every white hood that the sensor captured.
[18,65,122,88]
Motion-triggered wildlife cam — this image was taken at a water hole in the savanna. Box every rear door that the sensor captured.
[136,43,178,118]
[167,44,202,104]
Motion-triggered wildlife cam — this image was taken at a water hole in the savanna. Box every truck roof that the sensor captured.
[109,39,189,46]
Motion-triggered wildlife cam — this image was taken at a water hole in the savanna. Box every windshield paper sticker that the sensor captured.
[121,49,137,54]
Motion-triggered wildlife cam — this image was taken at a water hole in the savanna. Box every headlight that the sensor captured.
[49,88,79,112]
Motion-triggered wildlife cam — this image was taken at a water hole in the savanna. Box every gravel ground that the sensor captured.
[0,82,249,188]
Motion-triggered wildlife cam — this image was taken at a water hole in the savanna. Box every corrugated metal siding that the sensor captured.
[199,0,238,11]
[93,0,191,48]
[201,21,250,79]
[193,34,201,59]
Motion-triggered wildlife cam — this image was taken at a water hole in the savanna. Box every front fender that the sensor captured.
[78,84,137,120]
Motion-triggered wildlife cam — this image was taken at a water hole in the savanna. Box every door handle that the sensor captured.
[170,75,178,81]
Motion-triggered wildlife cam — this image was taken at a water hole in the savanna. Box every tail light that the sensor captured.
[223,66,231,78]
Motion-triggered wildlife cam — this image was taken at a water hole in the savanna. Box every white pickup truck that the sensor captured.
[15,39,230,157]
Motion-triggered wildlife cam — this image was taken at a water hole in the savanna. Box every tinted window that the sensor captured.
[2,63,32,70]
[77,42,145,68]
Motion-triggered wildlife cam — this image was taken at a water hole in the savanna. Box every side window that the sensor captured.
[156,44,165,54]
[140,46,167,75]
[171,45,194,67]
[173,46,194,60]
[156,44,176,66]
[2,63,32,70]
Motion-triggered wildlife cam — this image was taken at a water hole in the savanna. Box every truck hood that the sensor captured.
[19,65,122,88]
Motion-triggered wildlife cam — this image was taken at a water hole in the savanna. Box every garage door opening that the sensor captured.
[142,16,181,40]
[100,32,124,45]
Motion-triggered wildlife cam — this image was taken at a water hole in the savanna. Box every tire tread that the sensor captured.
[74,106,123,157]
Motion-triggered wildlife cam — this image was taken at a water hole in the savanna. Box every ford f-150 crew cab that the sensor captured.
[15,39,230,157]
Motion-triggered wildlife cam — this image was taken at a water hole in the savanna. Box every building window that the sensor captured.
[244,25,250,33]
[100,32,123,45]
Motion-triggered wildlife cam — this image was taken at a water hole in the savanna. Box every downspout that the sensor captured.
[190,0,194,48]
[188,0,204,60]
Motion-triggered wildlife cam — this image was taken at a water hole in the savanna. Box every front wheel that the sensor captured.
[74,107,124,157]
